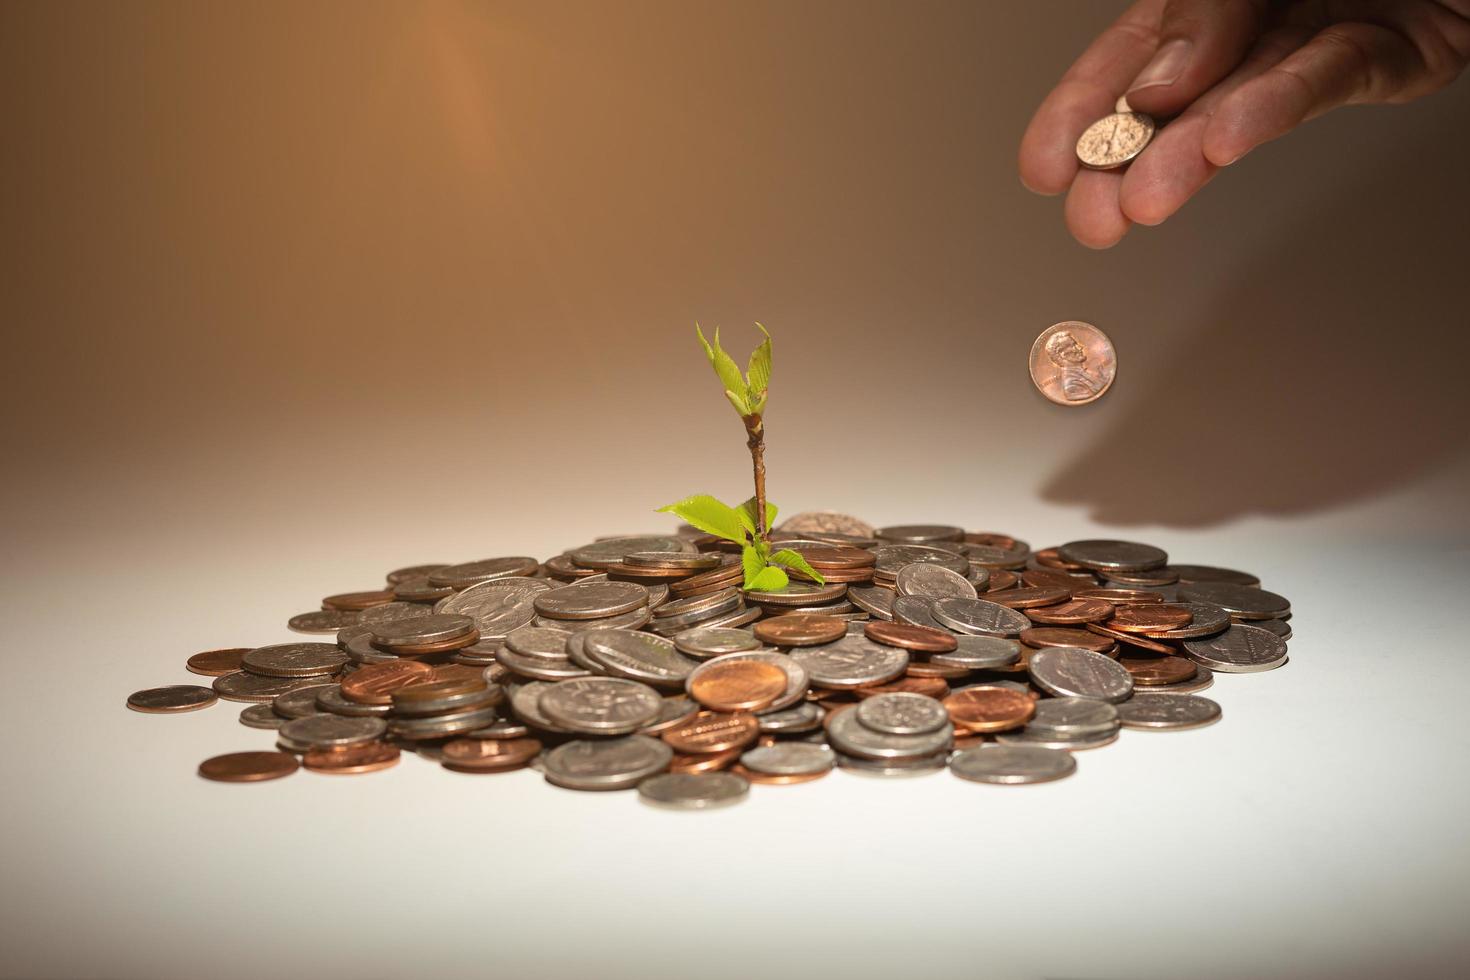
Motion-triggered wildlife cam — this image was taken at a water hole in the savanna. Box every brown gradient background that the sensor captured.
[3,4,1470,980]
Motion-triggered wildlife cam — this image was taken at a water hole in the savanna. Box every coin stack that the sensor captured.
[129,514,1292,807]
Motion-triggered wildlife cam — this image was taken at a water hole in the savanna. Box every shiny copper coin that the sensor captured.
[393,677,489,703]
[1107,604,1194,633]
[322,589,396,611]
[1073,588,1164,605]
[1025,597,1114,625]
[1019,626,1116,653]
[669,747,742,774]
[420,663,491,686]
[1087,622,1172,654]
[339,660,436,705]
[689,661,788,712]
[943,686,1036,734]
[198,751,299,783]
[440,737,542,772]
[981,586,1070,609]
[754,613,847,647]
[864,621,958,653]
[985,570,1020,591]
[853,676,950,699]
[1119,655,1198,686]
[1030,321,1117,404]
[661,711,759,754]
[303,741,401,774]
[184,648,250,677]
[730,763,828,785]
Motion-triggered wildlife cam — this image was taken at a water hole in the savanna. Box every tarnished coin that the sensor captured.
[891,595,948,631]
[538,677,663,734]
[1178,582,1290,620]
[847,585,896,620]
[505,626,573,660]
[1254,618,1293,641]
[873,545,969,578]
[198,751,299,782]
[778,511,876,538]
[242,642,347,678]
[357,601,437,625]
[1171,564,1261,587]
[1117,694,1222,731]
[942,686,1036,733]
[239,703,287,729]
[542,735,673,791]
[931,634,1022,670]
[277,714,387,751]
[569,536,689,569]
[1058,539,1167,572]
[303,742,400,775]
[930,597,1031,637]
[185,648,249,676]
[754,613,847,647]
[638,771,749,810]
[270,684,335,719]
[855,692,950,735]
[1183,623,1288,673]
[386,563,448,585]
[740,743,835,776]
[1150,601,1231,639]
[1029,322,1117,406]
[127,685,217,714]
[864,620,958,653]
[877,524,966,544]
[688,659,788,711]
[213,671,334,703]
[894,563,977,600]
[323,589,396,611]
[369,614,475,646]
[441,737,543,772]
[1025,697,1119,737]
[585,630,699,686]
[826,707,952,761]
[435,579,545,640]
[673,627,761,658]
[535,580,649,621]
[951,745,1076,784]
[287,610,359,634]
[1118,654,1198,686]
[428,557,540,589]
[1075,110,1154,169]
[789,634,909,689]
[1028,646,1134,702]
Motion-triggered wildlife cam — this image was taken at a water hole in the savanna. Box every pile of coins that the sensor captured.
[128,513,1292,808]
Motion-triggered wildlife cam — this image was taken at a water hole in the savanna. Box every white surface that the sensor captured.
[4,494,1469,980]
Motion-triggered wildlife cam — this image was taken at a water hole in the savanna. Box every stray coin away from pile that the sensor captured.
[128,519,1292,808]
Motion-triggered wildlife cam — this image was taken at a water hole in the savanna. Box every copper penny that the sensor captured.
[1073,588,1164,605]
[792,546,876,569]
[440,737,542,772]
[668,562,742,596]
[981,586,1070,609]
[661,711,759,754]
[393,677,489,703]
[339,660,435,705]
[1034,547,1088,571]
[730,763,828,785]
[864,621,958,653]
[185,648,250,676]
[1025,598,1115,625]
[943,686,1036,734]
[1087,622,1172,654]
[1119,655,1198,686]
[985,570,1020,591]
[1029,320,1117,405]
[1022,568,1096,591]
[853,676,950,699]
[689,661,788,712]
[373,628,481,655]
[754,613,847,647]
[303,741,401,774]
[670,747,742,774]
[322,589,396,611]
[198,751,299,782]
[906,660,970,679]
[126,685,217,713]
[1019,627,1116,653]
[1107,604,1194,633]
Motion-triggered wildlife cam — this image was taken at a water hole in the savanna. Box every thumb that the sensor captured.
[1126,0,1263,116]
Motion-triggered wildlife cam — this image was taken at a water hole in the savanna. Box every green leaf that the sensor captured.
[746,565,789,592]
[735,496,778,536]
[769,548,826,585]
[745,322,772,402]
[724,389,751,415]
[696,325,749,408]
[749,390,767,417]
[741,544,764,587]
[656,494,746,543]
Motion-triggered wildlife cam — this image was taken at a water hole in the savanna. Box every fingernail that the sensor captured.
[1128,39,1191,93]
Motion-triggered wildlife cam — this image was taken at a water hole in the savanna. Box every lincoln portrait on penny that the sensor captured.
[1044,329,1103,402]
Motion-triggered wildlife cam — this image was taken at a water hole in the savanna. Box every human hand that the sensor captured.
[1019,0,1470,247]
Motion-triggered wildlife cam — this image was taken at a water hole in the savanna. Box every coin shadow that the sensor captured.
[1040,137,1470,527]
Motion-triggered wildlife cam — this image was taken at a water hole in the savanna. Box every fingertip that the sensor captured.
[1065,170,1131,249]
[1019,125,1077,196]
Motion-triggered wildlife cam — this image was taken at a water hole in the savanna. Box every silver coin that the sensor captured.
[1178,582,1290,620]
[895,563,977,600]
[239,703,286,729]
[535,605,653,633]
[1171,564,1261,587]
[429,556,540,589]
[242,642,347,678]
[653,587,742,620]
[891,595,949,630]
[287,609,359,634]
[278,714,386,750]
[847,585,896,620]
[691,650,810,712]
[836,750,948,777]
[877,524,966,544]
[826,706,952,760]
[637,695,700,734]
[779,511,877,537]
[649,593,745,632]
[740,742,835,775]
[507,681,572,733]
[315,685,391,717]
[1028,647,1134,703]
[696,606,762,630]
[1057,539,1168,572]
[342,630,398,665]
[1025,697,1120,737]
[392,576,454,602]
[637,771,749,809]
[212,671,333,703]
[542,735,674,791]
[125,685,217,713]
[930,597,1031,637]
[563,630,604,674]
[270,684,336,719]
[388,704,500,739]
[673,626,761,658]
[1151,601,1232,639]
[451,640,504,666]
[789,634,908,689]
[357,601,436,625]
[568,536,690,569]
[1117,693,1222,730]
[584,630,699,686]
[625,551,722,570]
[995,728,1119,751]
[931,634,1022,670]
[435,579,546,640]
[951,745,1077,784]
[494,647,592,682]
[755,700,823,733]
[464,717,530,739]
[873,545,969,577]
[743,581,849,606]
[1183,623,1288,672]
[855,692,950,735]
[505,625,572,660]
[368,614,475,646]
[964,543,1030,570]
[534,580,650,621]
[1253,618,1293,640]
[538,677,663,734]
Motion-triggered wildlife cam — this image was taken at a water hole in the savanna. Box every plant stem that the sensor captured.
[744,414,767,538]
